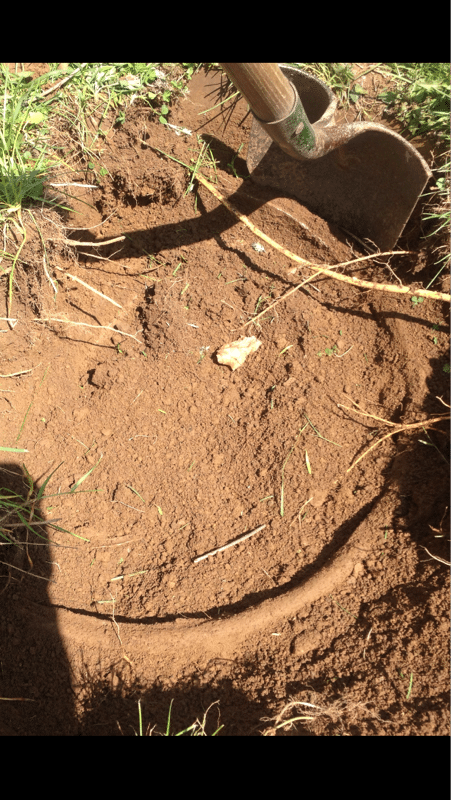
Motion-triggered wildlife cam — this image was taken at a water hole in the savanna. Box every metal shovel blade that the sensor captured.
[246,66,432,251]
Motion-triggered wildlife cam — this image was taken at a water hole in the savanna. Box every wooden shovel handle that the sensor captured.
[220,63,295,122]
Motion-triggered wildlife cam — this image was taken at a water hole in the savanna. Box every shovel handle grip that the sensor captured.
[220,63,295,122]
[220,63,318,159]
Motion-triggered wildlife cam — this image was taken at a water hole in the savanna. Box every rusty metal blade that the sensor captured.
[246,67,432,251]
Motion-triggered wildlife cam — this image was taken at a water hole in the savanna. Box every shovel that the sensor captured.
[220,63,432,250]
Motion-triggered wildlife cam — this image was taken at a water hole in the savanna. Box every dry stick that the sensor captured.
[339,400,449,427]
[193,524,266,563]
[338,401,401,427]
[65,210,118,230]
[0,367,36,378]
[0,559,54,582]
[350,63,383,87]
[55,268,122,308]
[346,415,450,472]
[194,173,450,303]
[60,235,126,247]
[146,143,406,274]
[420,546,451,567]
[243,273,325,328]
[34,318,143,343]
[76,251,160,275]
[41,63,88,98]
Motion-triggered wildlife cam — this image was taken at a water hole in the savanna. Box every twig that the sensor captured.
[298,496,313,523]
[242,270,332,328]
[0,559,55,582]
[77,251,160,274]
[436,396,451,409]
[65,211,118,230]
[347,415,450,471]
[338,400,399,426]
[60,235,125,247]
[41,63,88,97]
[34,318,143,343]
[349,63,383,87]
[420,546,450,567]
[48,182,99,189]
[193,524,266,563]
[0,366,37,378]
[55,268,122,308]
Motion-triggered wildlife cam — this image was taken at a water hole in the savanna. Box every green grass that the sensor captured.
[132,698,224,736]
[0,68,51,211]
[0,462,91,583]
[0,63,199,314]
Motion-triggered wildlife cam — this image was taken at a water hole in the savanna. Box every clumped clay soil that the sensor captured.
[0,67,449,735]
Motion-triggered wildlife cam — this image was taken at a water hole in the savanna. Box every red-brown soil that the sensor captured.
[0,66,449,735]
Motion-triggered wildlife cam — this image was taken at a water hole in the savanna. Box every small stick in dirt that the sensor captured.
[59,235,126,247]
[298,496,313,522]
[0,366,38,378]
[420,546,451,567]
[346,414,450,471]
[48,182,99,189]
[55,268,122,308]
[436,396,450,409]
[193,524,266,563]
[34,318,143,343]
[144,143,451,302]
[338,400,399,426]
[77,251,160,275]
[0,559,55,582]
[242,271,331,328]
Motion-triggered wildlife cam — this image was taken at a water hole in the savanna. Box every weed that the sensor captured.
[227,143,245,178]
[304,414,342,447]
[0,446,28,454]
[70,454,103,492]
[261,694,385,736]
[126,485,145,503]
[0,73,49,210]
[317,344,338,357]
[379,63,449,139]
[131,699,223,736]
[0,462,91,584]
[186,135,218,194]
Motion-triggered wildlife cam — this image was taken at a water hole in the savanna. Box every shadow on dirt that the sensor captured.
[0,463,313,736]
[65,178,343,259]
[75,661,310,737]
[0,462,76,735]
[390,353,449,556]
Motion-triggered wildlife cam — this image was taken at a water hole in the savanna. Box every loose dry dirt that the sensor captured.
[0,66,449,736]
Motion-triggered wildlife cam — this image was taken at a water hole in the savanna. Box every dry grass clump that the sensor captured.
[261,693,387,736]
